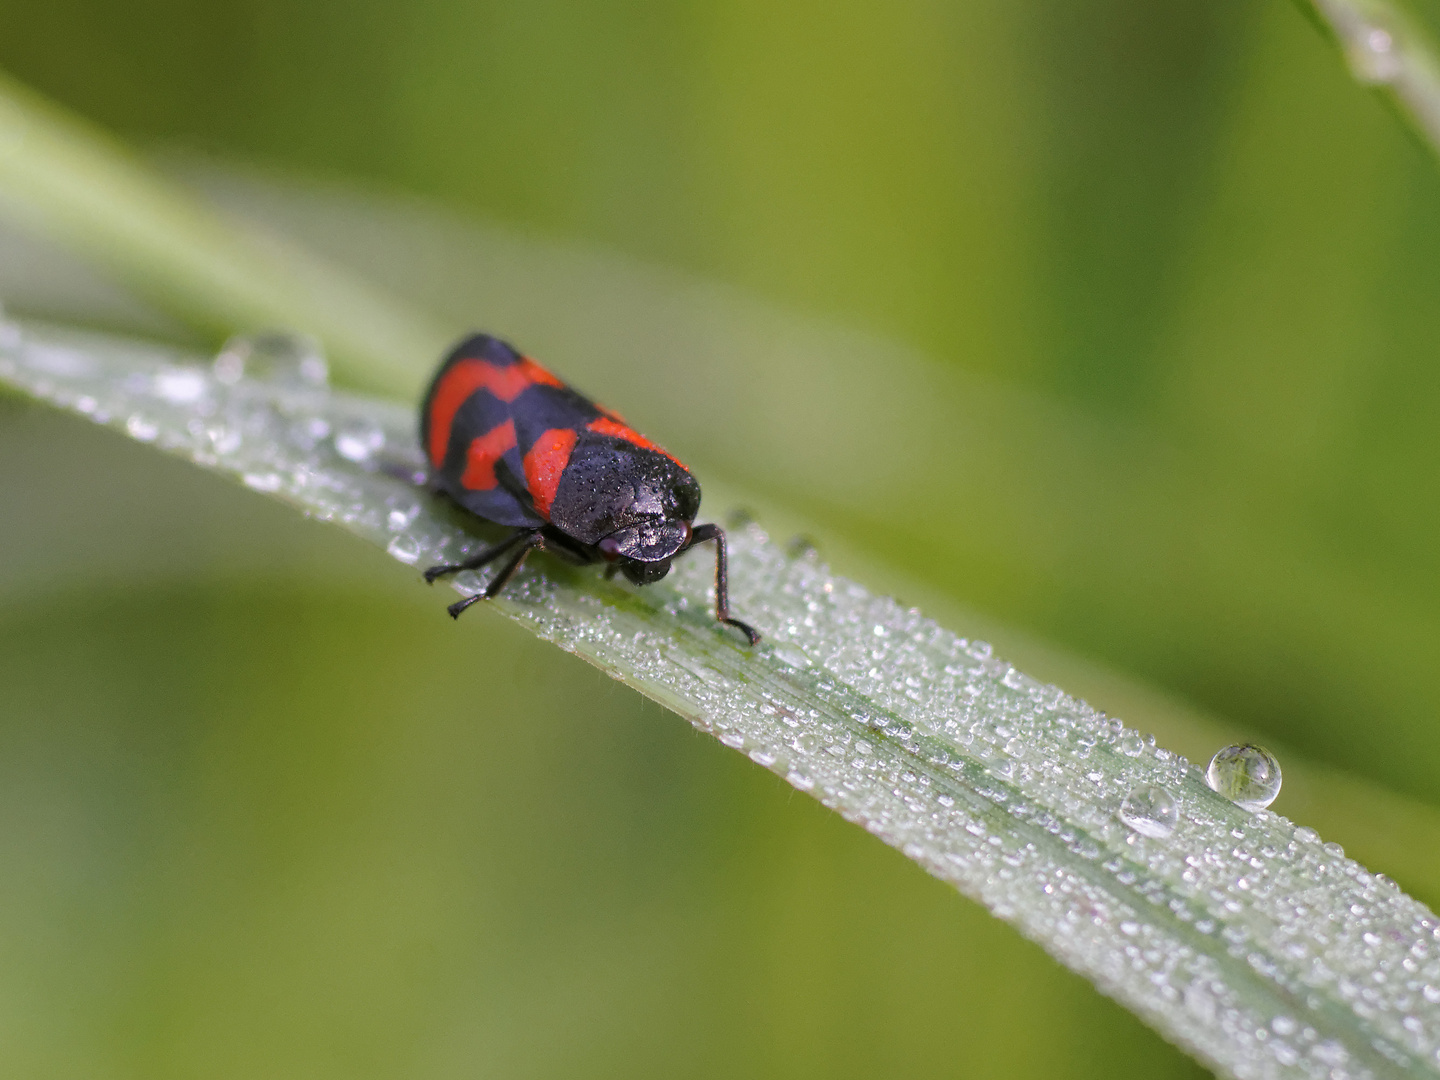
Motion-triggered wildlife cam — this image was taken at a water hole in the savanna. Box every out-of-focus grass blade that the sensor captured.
[1299,0,1440,154]
[0,68,451,395]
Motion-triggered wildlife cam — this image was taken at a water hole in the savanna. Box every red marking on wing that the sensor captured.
[518,357,563,391]
[523,427,579,519]
[460,419,517,490]
[587,416,684,467]
[427,358,565,466]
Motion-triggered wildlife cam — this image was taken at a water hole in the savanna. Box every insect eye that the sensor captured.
[598,536,623,561]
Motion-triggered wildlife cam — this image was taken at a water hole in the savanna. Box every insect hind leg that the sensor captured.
[447,532,545,618]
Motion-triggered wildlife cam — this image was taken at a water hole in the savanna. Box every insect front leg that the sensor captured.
[686,523,760,645]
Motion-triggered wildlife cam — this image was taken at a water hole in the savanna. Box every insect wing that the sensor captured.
[510,383,602,519]
[422,335,545,527]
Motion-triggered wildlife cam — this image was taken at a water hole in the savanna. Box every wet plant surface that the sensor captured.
[6,316,1439,1079]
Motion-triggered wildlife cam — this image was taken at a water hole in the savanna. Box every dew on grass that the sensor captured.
[213,330,328,388]
[2,318,1436,1080]
[1118,784,1178,838]
[1206,744,1282,811]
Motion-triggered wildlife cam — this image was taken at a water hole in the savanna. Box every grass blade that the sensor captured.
[0,68,451,394]
[1299,0,1440,155]
[3,315,1439,1079]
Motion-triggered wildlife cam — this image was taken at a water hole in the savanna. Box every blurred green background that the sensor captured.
[1,0,1439,1076]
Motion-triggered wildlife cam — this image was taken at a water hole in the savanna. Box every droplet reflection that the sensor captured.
[334,420,386,463]
[1206,744,1282,811]
[1118,784,1178,838]
[213,330,328,388]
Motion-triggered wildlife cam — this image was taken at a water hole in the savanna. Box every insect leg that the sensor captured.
[423,528,536,584]
[447,532,544,619]
[686,524,760,645]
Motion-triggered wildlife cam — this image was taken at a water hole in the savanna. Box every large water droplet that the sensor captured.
[1206,744,1282,811]
[1118,784,1178,838]
[213,330,328,388]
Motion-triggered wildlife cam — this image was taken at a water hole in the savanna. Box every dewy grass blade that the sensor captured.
[165,160,1440,911]
[3,314,1438,1080]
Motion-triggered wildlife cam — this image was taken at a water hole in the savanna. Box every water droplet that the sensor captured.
[387,534,422,565]
[288,416,332,451]
[772,644,812,668]
[334,420,385,463]
[1348,23,1402,83]
[387,506,418,532]
[786,769,815,791]
[1117,731,1144,756]
[242,471,283,493]
[1206,744,1282,810]
[1118,784,1178,838]
[205,423,243,455]
[152,366,208,404]
[213,330,328,388]
[125,414,159,442]
[1184,983,1216,1023]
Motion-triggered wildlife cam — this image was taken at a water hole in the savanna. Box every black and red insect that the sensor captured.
[419,333,759,644]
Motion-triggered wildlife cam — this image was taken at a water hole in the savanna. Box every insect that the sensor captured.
[419,333,760,644]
